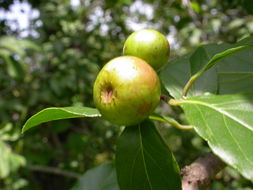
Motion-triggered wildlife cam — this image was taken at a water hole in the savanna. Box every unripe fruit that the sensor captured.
[123,29,170,71]
[93,56,161,126]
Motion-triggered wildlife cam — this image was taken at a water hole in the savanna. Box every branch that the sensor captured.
[181,152,226,190]
[26,165,81,179]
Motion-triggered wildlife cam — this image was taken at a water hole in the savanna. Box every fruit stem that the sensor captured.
[165,98,194,130]
[149,115,193,130]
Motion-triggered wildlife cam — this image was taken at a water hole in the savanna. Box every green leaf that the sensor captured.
[201,45,251,73]
[182,43,252,96]
[184,36,253,96]
[0,123,20,141]
[0,36,40,57]
[218,73,253,94]
[5,56,25,80]
[0,48,11,57]
[116,120,181,190]
[160,49,219,99]
[22,107,101,133]
[0,141,26,178]
[76,163,119,190]
[173,93,253,181]
[0,36,39,80]
[161,36,253,98]
[191,2,200,13]
[160,54,191,99]
[160,44,230,98]
[217,44,253,94]
[0,49,25,80]
[119,0,133,5]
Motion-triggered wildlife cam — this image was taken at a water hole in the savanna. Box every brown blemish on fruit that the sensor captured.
[138,103,152,115]
[101,84,114,104]
[137,59,158,86]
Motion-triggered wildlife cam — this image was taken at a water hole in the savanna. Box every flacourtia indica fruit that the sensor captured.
[93,56,161,126]
[123,29,170,71]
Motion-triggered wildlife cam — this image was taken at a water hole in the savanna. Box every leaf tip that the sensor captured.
[21,125,27,134]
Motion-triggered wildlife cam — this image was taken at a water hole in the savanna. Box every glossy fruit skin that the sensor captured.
[93,56,161,126]
[123,29,170,71]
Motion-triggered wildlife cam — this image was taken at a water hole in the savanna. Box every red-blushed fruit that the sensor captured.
[93,56,161,126]
[123,29,170,71]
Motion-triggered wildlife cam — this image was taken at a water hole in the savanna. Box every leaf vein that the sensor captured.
[139,125,153,190]
[222,114,253,167]
[181,100,253,131]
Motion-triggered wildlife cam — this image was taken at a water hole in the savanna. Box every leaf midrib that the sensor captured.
[180,99,253,131]
[195,104,253,169]
[138,125,153,190]
[222,114,253,168]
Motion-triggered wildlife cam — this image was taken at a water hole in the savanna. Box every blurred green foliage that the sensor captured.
[0,0,253,189]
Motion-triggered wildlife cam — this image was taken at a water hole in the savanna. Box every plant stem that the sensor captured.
[182,72,200,97]
[181,152,226,190]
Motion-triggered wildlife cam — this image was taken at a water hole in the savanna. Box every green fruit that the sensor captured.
[93,56,161,126]
[123,29,170,70]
